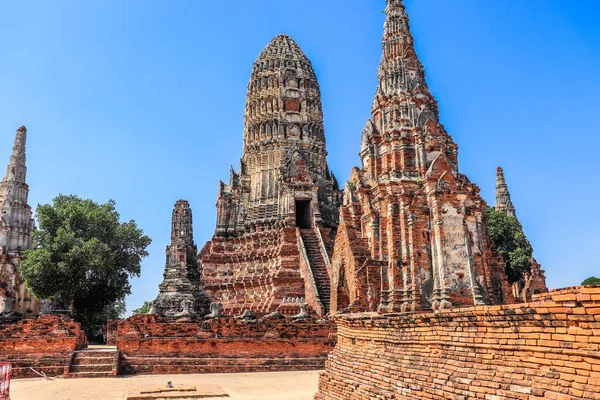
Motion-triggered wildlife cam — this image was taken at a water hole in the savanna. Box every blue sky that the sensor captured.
[1,1,599,313]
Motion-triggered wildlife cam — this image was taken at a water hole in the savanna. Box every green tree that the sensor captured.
[485,206,533,284]
[132,301,150,315]
[582,276,600,286]
[21,195,151,326]
[103,298,126,321]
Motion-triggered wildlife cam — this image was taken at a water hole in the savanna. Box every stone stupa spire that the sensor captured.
[331,0,514,315]
[0,126,34,252]
[495,166,516,217]
[153,200,208,318]
[0,126,37,316]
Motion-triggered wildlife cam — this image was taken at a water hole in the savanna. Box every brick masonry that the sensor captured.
[115,314,336,375]
[315,286,600,400]
[200,34,342,318]
[0,316,87,378]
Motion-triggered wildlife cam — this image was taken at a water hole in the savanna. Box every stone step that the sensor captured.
[120,356,326,375]
[300,229,332,313]
[67,371,114,379]
[75,350,117,358]
[70,364,113,373]
[72,356,114,365]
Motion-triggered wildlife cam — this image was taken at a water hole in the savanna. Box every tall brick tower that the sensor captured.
[154,200,208,317]
[495,167,516,217]
[494,167,547,300]
[0,126,37,315]
[330,0,513,314]
[200,35,341,316]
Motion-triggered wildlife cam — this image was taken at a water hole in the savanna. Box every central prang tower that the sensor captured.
[329,0,514,314]
[200,34,341,317]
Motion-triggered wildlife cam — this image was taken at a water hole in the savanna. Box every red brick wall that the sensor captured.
[316,286,600,400]
[0,316,86,378]
[107,320,118,346]
[117,314,336,375]
[201,228,308,316]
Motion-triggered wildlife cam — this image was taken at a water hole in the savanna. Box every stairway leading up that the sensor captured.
[299,229,331,314]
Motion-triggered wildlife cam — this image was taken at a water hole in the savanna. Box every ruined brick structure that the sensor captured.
[495,166,516,217]
[329,0,513,315]
[115,314,335,375]
[0,315,87,378]
[153,200,209,317]
[495,166,548,300]
[316,286,600,400]
[314,2,584,398]
[0,126,37,316]
[200,34,341,317]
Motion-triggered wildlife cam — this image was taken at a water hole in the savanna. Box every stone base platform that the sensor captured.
[127,384,229,399]
[121,356,326,375]
[115,314,336,376]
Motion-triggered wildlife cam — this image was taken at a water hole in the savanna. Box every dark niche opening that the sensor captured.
[295,200,312,229]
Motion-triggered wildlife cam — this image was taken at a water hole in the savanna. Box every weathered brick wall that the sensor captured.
[0,316,87,378]
[117,314,336,375]
[106,320,118,346]
[316,286,600,400]
[201,228,308,316]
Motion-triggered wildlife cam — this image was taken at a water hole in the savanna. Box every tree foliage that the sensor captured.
[21,195,151,325]
[103,298,126,321]
[485,206,533,284]
[132,301,150,315]
[582,276,600,286]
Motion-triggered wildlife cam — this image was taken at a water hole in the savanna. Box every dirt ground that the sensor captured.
[9,370,320,400]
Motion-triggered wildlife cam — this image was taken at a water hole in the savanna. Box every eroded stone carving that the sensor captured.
[174,299,195,321]
[204,302,223,319]
[147,300,158,315]
[291,303,310,320]
[259,310,285,322]
[235,309,257,322]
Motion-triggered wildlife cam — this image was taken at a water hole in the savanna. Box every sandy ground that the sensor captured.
[9,370,320,400]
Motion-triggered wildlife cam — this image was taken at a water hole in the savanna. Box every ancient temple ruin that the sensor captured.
[200,34,341,317]
[329,0,514,314]
[495,166,517,217]
[314,2,600,398]
[153,200,209,317]
[0,126,37,316]
[495,166,547,300]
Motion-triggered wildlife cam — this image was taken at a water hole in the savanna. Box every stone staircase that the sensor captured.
[67,348,118,378]
[300,229,331,313]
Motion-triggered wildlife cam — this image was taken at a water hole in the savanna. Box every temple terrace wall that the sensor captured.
[0,316,87,378]
[315,286,600,400]
[115,314,336,375]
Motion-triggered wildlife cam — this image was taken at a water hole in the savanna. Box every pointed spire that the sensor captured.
[155,199,208,317]
[0,126,34,252]
[495,167,516,217]
[4,126,27,184]
[377,0,428,97]
[171,200,194,246]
